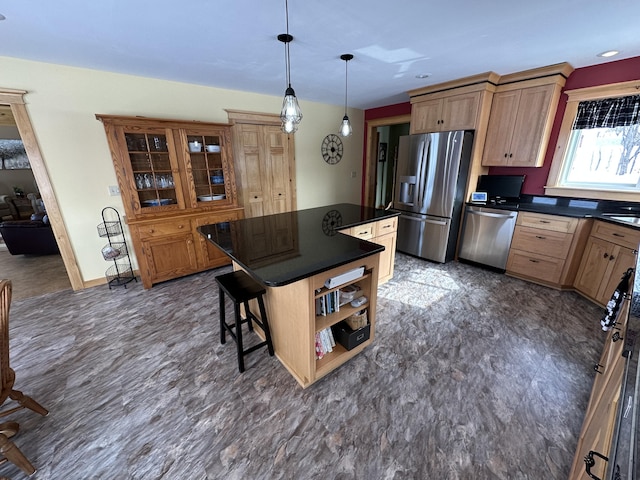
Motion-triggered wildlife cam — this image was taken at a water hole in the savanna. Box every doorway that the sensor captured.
[0,90,82,294]
[363,114,411,208]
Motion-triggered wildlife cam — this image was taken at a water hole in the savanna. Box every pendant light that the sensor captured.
[278,0,302,134]
[339,54,353,137]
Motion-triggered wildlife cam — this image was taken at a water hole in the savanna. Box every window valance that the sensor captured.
[573,94,640,129]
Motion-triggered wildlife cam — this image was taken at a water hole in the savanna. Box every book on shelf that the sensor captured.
[315,327,336,359]
[315,290,340,316]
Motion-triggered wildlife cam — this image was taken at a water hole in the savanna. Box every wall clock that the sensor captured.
[321,134,343,164]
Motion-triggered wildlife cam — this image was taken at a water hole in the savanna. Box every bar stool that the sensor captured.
[215,270,274,373]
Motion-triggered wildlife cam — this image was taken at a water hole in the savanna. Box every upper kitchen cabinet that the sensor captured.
[96,115,238,220]
[481,63,573,167]
[227,110,296,218]
[408,72,499,134]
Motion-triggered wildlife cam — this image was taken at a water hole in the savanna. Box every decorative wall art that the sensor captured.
[378,142,387,162]
[0,139,30,169]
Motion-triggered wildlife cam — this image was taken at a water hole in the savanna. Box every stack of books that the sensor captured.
[315,327,336,359]
[315,290,340,316]
[315,283,363,317]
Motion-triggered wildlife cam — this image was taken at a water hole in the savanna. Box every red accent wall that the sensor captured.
[363,56,640,197]
[364,102,411,121]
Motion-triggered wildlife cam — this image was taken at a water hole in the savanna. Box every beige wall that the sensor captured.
[0,56,364,284]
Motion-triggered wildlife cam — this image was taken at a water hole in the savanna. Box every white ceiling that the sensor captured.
[0,0,639,110]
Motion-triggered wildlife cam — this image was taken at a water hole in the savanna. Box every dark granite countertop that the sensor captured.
[198,203,398,287]
[466,194,640,229]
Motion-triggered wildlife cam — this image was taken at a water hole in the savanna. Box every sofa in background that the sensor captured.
[0,214,59,255]
[0,195,14,221]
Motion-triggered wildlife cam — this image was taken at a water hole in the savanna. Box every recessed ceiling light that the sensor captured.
[598,50,620,58]
[415,74,430,79]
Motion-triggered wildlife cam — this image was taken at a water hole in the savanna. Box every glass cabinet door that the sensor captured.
[185,131,231,205]
[124,129,181,210]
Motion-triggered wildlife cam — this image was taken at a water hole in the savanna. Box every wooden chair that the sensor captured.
[0,280,48,476]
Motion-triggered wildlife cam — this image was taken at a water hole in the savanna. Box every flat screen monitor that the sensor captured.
[476,175,525,202]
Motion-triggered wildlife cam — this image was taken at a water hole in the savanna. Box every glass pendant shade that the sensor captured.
[339,115,352,137]
[280,85,302,128]
[282,117,298,134]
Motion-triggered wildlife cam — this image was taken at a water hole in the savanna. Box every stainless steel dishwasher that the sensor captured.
[457,205,518,270]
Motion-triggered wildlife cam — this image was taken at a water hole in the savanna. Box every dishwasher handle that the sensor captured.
[466,209,517,220]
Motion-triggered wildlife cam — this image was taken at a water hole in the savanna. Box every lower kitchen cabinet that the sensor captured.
[568,297,630,479]
[192,210,245,270]
[130,208,244,288]
[138,231,199,286]
[341,216,398,285]
[374,216,398,284]
[506,212,590,288]
[574,221,640,306]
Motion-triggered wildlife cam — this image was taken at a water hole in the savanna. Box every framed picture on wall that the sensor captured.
[0,139,30,169]
[378,142,387,162]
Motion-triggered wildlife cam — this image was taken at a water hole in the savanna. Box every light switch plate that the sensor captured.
[108,185,120,196]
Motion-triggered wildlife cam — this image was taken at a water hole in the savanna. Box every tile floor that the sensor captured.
[3,253,604,479]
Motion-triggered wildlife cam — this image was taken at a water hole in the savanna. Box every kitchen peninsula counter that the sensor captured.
[198,203,399,387]
[198,203,396,286]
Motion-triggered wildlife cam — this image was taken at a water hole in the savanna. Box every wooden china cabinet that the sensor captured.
[96,115,244,288]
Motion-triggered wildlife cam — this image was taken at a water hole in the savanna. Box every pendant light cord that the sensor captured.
[285,0,291,87]
[344,58,348,115]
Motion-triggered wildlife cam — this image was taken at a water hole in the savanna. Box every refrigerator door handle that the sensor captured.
[401,215,448,226]
[417,138,431,207]
[414,140,425,206]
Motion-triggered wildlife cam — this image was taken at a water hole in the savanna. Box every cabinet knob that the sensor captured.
[593,363,604,374]
[610,255,615,261]
[178,224,184,229]
[535,235,546,240]
[528,259,540,263]
[254,196,258,199]
[509,153,513,158]
[612,331,623,342]
[604,253,609,258]
[504,153,508,158]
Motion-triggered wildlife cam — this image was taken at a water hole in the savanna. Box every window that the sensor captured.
[560,95,640,190]
[546,81,640,201]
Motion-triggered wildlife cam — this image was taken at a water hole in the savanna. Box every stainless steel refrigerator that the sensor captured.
[392,130,473,263]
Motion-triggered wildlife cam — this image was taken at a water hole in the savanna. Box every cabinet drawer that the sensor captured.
[507,249,565,284]
[375,216,398,237]
[510,226,573,259]
[135,220,191,239]
[592,220,640,250]
[516,211,577,233]
[350,223,374,240]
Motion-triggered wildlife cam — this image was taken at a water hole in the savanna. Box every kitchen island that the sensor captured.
[198,203,399,388]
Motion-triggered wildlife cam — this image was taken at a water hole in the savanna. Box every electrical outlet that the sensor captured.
[351,171,357,178]
[108,185,120,196]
